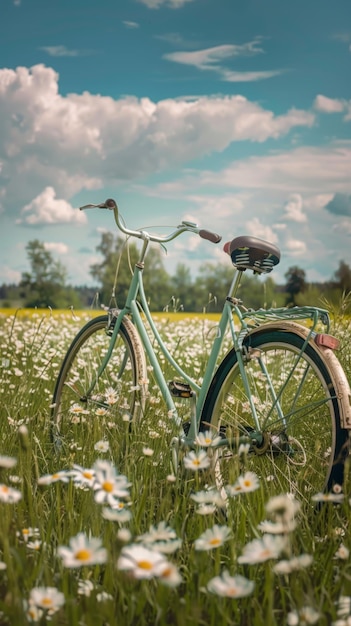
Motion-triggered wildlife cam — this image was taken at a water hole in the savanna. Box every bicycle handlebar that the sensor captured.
[79,198,222,245]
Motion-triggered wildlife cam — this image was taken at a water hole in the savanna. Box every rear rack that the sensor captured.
[241,306,330,330]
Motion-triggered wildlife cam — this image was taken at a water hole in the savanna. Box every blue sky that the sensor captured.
[1,0,350,289]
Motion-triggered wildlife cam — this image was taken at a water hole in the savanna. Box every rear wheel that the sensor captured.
[51,315,147,461]
[200,329,349,502]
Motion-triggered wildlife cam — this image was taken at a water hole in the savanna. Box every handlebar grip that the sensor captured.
[104,198,117,209]
[199,229,222,244]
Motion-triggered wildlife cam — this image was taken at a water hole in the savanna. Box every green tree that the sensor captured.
[167,263,196,311]
[285,266,307,305]
[90,234,171,310]
[20,240,81,308]
[333,260,351,293]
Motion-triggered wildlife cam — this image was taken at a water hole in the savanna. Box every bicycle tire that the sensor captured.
[200,328,349,501]
[51,314,147,458]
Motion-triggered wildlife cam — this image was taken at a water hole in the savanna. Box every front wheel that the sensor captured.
[51,315,147,462]
[200,329,349,501]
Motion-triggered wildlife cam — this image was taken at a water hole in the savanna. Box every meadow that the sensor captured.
[0,307,351,626]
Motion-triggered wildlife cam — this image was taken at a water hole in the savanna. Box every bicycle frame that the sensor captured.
[85,233,331,459]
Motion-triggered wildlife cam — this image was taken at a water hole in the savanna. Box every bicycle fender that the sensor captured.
[247,321,351,429]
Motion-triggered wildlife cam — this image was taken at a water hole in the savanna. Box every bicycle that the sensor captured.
[51,198,351,501]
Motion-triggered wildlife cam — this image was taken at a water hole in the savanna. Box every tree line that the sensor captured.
[1,235,350,312]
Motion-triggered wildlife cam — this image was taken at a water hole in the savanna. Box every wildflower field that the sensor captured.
[0,308,351,626]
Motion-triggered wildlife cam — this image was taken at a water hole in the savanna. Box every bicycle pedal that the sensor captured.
[168,380,193,398]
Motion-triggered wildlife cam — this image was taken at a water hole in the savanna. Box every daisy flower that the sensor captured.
[96,591,113,602]
[17,527,40,543]
[238,534,287,565]
[287,606,320,625]
[266,494,301,520]
[117,544,166,579]
[77,580,95,597]
[225,471,259,496]
[273,554,313,574]
[311,491,344,503]
[190,487,225,507]
[28,586,65,614]
[155,561,182,587]
[194,524,231,551]
[0,483,22,503]
[257,518,297,535]
[93,460,130,505]
[94,439,110,453]
[0,455,17,469]
[69,464,96,487]
[207,570,255,598]
[142,447,154,456]
[57,532,107,568]
[334,543,350,560]
[195,430,223,448]
[183,450,210,471]
[137,521,181,554]
[27,540,43,551]
[102,502,132,523]
[38,470,70,486]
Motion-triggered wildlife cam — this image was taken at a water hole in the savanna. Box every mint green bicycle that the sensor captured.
[51,198,351,499]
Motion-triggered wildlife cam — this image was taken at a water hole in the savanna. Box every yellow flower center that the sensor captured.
[192,459,201,466]
[75,549,92,561]
[209,538,221,546]
[102,481,113,492]
[137,560,153,570]
[83,471,93,479]
[41,597,53,608]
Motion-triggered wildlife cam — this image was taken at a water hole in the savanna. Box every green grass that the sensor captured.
[0,310,350,625]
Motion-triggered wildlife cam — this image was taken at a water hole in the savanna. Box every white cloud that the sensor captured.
[283,193,306,222]
[314,94,345,113]
[137,0,194,7]
[1,265,21,283]
[40,46,82,57]
[284,239,307,256]
[332,219,351,235]
[244,217,278,244]
[198,143,351,193]
[0,64,315,219]
[123,21,139,28]
[18,187,87,225]
[164,40,283,82]
[314,94,351,121]
[44,242,69,254]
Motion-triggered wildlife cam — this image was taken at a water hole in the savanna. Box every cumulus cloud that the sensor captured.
[198,144,351,193]
[44,242,69,254]
[314,94,345,113]
[0,64,315,219]
[283,193,307,222]
[324,192,351,217]
[164,40,283,82]
[17,187,87,225]
[284,239,307,256]
[244,217,278,244]
[314,94,351,121]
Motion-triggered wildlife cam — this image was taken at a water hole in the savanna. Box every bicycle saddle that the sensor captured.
[224,235,281,274]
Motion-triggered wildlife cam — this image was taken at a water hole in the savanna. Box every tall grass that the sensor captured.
[0,309,350,625]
